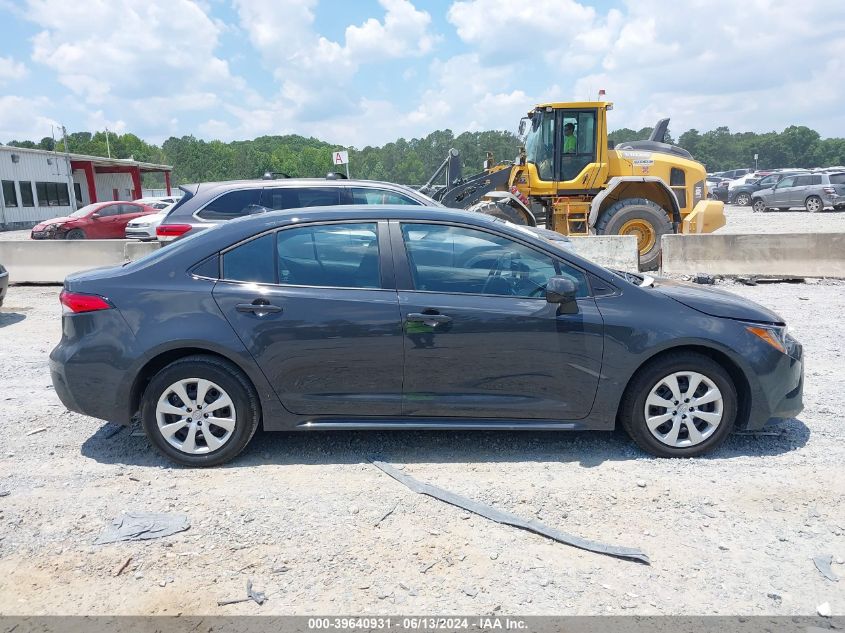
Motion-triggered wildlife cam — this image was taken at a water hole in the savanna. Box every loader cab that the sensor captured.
[522,102,610,193]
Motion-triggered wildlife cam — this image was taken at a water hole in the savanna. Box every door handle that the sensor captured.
[236,299,283,314]
[407,312,452,325]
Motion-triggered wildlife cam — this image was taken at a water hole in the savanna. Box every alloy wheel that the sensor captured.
[643,371,724,448]
[806,197,822,213]
[752,199,766,213]
[155,378,236,454]
[735,193,750,206]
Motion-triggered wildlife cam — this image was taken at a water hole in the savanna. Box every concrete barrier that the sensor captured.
[0,240,161,283]
[661,233,845,278]
[568,235,639,271]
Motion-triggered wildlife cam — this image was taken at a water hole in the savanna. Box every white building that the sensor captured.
[0,145,173,230]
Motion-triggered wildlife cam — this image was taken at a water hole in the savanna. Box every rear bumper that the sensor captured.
[49,310,138,425]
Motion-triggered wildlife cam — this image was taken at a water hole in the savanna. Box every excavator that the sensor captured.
[419,101,725,270]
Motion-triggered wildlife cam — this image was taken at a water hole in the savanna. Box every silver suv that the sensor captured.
[156,177,441,242]
[751,172,845,213]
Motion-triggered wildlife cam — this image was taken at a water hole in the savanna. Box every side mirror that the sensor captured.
[546,276,578,313]
[91,212,101,219]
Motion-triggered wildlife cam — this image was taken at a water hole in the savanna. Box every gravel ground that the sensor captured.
[0,282,843,616]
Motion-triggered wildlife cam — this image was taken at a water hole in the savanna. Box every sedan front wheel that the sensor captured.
[620,353,737,457]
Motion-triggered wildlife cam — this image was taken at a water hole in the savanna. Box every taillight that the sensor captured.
[60,290,113,314]
[156,224,192,238]
[823,186,836,194]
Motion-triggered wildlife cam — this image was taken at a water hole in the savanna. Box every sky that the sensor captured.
[1,0,844,148]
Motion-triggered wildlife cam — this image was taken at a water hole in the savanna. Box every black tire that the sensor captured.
[751,199,768,213]
[469,200,533,226]
[594,198,672,271]
[140,354,261,467]
[619,352,737,458]
[805,195,823,213]
[734,192,751,206]
[65,229,86,240]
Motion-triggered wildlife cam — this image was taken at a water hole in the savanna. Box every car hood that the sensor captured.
[36,216,74,228]
[128,212,166,226]
[652,278,784,324]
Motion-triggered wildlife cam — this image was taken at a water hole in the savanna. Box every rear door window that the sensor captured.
[349,187,420,205]
[276,223,380,289]
[260,187,341,210]
[829,174,845,185]
[198,189,262,220]
[221,233,275,284]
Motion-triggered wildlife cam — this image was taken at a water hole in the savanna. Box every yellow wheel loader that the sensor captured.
[421,101,725,270]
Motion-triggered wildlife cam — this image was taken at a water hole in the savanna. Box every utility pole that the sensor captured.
[61,126,77,211]
[105,127,112,158]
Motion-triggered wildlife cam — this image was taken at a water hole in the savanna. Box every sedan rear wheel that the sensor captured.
[620,353,737,457]
[141,355,260,466]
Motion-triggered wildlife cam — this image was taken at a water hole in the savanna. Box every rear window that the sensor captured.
[828,174,845,185]
[197,189,262,220]
[259,187,341,210]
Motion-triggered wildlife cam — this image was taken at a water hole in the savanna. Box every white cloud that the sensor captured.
[0,56,27,84]
[233,0,438,118]
[0,95,60,142]
[25,0,241,103]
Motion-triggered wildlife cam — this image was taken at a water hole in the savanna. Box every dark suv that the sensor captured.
[157,177,440,242]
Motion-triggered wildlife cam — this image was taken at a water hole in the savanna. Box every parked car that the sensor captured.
[30,202,159,240]
[729,170,806,206]
[156,177,441,242]
[134,196,181,209]
[51,205,804,466]
[708,179,731,201]
[0,263,8,307]
[125,207,172,241]
[718,168,754,180]
[751,172,845,213]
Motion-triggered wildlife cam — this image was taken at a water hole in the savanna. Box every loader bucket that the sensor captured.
[682,200,726,234]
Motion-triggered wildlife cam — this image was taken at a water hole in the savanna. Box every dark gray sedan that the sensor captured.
[50,207,804,466]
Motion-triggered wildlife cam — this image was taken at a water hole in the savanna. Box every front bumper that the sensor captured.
[744,335,804,429]
[125,227,156,240]
[31,229,60,240]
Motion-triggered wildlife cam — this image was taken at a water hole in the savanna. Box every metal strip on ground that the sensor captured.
[370,459,650,565]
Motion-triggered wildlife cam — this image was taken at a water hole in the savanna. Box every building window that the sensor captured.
[20,181,35,207]
[2,180,18,207]
[73,182,83,204]
[35,182,71,207]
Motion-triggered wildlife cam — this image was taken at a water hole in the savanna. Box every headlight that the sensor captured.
[746,324,788,353]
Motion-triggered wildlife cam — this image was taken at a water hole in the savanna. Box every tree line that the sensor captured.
[7,123,844,188]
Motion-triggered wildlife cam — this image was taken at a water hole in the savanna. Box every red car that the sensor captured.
[30,201,159,240]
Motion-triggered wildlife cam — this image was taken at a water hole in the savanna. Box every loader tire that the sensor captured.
[595,198,672,271]
[468,200,533,226]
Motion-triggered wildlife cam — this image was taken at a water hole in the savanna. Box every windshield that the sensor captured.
[70,204,99,218]
[523,109,555,181]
